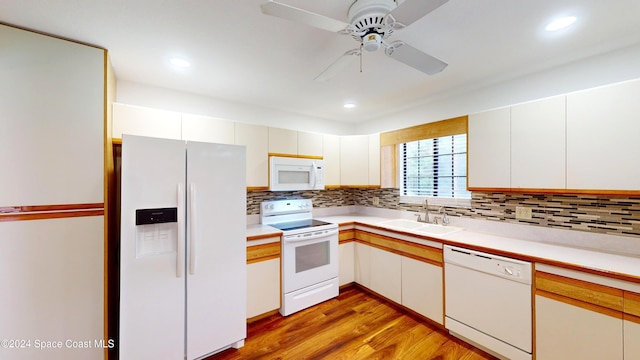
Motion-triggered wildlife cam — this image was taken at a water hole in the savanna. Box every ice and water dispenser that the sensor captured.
[135,208,178,258]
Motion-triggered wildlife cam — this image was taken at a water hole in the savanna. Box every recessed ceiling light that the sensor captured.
[343,103,356,109]
[545,16,577,32]
[170,58,191,68]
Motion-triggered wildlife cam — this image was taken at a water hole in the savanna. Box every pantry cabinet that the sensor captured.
[235,123,269,188]
[182,113,234,144]
[401,256,443,324]
[467,107,510,189]
[112,103,182,140]
[566,79,640,191]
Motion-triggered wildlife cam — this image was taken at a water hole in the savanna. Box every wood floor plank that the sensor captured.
[207,286,497,360]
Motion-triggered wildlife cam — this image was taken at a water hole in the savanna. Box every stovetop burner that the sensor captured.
[269,219,332,232]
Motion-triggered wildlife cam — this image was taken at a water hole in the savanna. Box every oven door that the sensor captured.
[282,228,338,294]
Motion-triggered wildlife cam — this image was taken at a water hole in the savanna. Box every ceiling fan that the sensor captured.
[260,0,449,81]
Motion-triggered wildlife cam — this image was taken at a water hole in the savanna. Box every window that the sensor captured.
[400,133,470,200]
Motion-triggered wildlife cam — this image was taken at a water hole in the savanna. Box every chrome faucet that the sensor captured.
[439,206,450,226]
[415,198,431,223]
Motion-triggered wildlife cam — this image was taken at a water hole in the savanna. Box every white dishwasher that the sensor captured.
[444,245,532,360]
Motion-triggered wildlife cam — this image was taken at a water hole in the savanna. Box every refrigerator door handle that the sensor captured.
[189,183,197,275]
[177,183,185,278]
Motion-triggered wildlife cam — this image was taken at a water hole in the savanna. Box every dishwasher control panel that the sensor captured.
[443,245,532,284]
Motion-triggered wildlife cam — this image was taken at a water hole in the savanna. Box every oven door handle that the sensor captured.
[283,228,338,242]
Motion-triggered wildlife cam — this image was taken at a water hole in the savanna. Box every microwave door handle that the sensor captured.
[311,161,317,189]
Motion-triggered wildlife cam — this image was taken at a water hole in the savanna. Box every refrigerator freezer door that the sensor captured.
[186,141,247,359]
[120,135,187,359]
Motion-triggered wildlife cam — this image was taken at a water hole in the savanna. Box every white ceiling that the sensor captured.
[3,0,640,124]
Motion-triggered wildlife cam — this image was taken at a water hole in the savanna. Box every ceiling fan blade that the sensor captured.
[261,1,350,33]
[314,49,361,82]
[387,0,449,28]
[385,41,447,75]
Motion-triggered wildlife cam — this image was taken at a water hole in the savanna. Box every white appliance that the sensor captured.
[444,245,533,360]
[269,156,325,191]
[120,135,246,360]
[261,199,338,316]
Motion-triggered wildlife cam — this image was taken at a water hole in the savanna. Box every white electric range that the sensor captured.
[261,199,339,316]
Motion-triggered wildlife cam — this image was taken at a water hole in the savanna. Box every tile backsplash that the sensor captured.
[247,188,640,238]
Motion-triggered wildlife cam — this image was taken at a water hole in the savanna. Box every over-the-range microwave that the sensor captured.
[269,156,325,191]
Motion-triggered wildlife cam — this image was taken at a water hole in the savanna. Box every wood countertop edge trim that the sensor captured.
[246,232,282,241]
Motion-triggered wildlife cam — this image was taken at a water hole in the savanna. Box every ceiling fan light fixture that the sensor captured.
[363,33,382,51]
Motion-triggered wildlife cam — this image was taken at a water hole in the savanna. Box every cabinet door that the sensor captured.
[247,258,281,318]
[625,319,640,359]
[535,295,623,360]
[0,217,104,360]
[182,114,234,144]
[354,242,371,288]
[323,134,341,186]
[401,256,443,324]
[511,96,566,189]
[340,135,369,186]
[339,242,355,286]
[566,79,640,191]
[298,131,323,158]
[235,123,268,188]
[468,107,510,189]
[112,103,181,140]
[369,247,402,304]
[0,25,105,205]
[368,133,381,186]
[268,127,298,155]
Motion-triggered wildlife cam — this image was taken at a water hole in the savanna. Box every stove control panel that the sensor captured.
[261,198,313,216]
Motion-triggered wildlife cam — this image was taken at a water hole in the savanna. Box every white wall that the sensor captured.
[117,42,640,136]
[116,80,356,135]
[356,42,640,134]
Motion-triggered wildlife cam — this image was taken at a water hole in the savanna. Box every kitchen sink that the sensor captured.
[378,219,462,236]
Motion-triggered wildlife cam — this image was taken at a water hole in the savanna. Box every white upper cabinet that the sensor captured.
[323,134,341,187]
[298,131,323,158]
[268,127,297,155]
[567,79,640,191]
[468,107,511,189]
[235,123,268,188]
[511,96,566,189]
[268,128,323,158]
[112,103,182,140]
[0,25,105,205]
[340,135,370,186]
[368,133,381,186]
[181,114,234,144]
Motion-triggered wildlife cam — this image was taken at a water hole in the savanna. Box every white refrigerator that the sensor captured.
[119,135,246,359]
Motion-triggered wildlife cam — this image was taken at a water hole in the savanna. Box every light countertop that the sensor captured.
[247,209,640,284]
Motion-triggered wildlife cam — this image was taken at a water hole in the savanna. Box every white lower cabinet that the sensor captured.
[354,242,371,288]
[625,319,640,359]
[535,294,623,360]
[246,258,280,319]
[369,247,402,304]
[401,256,443,324]
[339,242,355,286]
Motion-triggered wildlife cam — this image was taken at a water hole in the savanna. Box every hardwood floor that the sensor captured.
[207,286,497,360]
